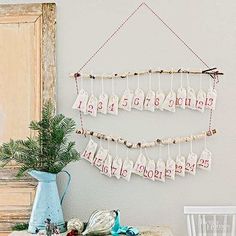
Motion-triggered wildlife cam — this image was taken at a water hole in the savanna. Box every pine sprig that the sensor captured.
[0,102,80,177]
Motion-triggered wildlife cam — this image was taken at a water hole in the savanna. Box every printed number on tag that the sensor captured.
[82,139,98,163]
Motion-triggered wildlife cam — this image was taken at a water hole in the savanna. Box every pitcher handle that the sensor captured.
[59,170,71,205]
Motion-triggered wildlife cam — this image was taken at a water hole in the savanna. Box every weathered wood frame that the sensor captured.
[0,3,56,109]
[0,4,56,235]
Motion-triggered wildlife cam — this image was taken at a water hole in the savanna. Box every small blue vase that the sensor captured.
[28,170,71,233]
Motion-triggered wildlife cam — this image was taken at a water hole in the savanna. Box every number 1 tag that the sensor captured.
[82,139,98,163]
[93,146,108,170]
[72,89,89,113]
[132,88,145,111]
[185,152,197,175]
[165,158,176,180]
[176,87,187,109]
[155,159,165,182]
[196,89,206,112]
[86,95,98,117]
[119,89,134,111]
[186,87,196,110]
[205,87,217,110]
[101,154,112,177]
[175,155,185,177]
[108,95,119,115]
[155,90,165,111]
[133,153,146,176]
[121,159,133,181]
[143,159,155,181]
[197,149,212,171]
[162,91,176,112]
[144,90,155,112]
[111,157,122,179]
[97,93,108,114]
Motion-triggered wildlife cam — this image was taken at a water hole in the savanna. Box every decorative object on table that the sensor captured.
[0,102,80,233]
[12,223,29,231]
[67,218,84,233]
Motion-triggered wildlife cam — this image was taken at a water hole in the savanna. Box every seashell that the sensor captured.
[82,210,116,235]
[67,218,84,233]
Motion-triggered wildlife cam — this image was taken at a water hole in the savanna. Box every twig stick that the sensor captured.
[70,68,223,80]
[76,128,217,149]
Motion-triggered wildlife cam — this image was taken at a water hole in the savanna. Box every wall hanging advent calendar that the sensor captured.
[70,2,223,182]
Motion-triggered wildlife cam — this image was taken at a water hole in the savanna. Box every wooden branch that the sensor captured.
[69,68,223,80]
[76,128,217,149]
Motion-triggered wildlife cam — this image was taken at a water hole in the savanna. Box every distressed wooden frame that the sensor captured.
[0,3,56,109]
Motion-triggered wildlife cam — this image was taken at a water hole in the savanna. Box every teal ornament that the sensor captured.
[28,170,71,233]
[112,210,139,236]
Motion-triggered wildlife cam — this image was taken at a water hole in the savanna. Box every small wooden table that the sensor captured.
[10,226,173,236]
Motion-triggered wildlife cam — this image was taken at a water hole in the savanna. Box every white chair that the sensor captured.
[184,206,236,236]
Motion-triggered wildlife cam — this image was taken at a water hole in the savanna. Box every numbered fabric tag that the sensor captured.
[120,159,133,181]
[175,155,185,177]
[72,89,89,113]
[97,93,108,114]
[186,87,196,110]
[155,90,165,111]
[144,90,155,112]
[108,95,119,115]
[196,89,206,112]
[93,146,108,170]
[111,157,123,179]
[162,91,176,112]
[101,154,112,177]
[165,159,175,180]
[197,149,212,171]
[176,87,187,109]
[133,153,146,176]
[86,95,98,117]
[119,89,134,111]
[185,152,197,175]
[132,88,145,111]
[143,159,155,181]
[205,87,217,110]
[154,159,165,182]
[82,139,98,163]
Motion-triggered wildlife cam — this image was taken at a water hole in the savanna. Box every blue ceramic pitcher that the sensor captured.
[28,170,71,233]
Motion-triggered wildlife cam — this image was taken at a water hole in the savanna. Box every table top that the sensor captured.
[10,226,173,236]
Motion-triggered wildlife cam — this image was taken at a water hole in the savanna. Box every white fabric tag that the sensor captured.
[144,90,155,112]
[119,89,134,111]
[185,152,198,175]
[186,87,196,110]
[81,139,98,163]
[101,154,112,177]
[107,95,119,115]
[143,159,155,181]
[132,88,145,111]
[154,159,165,182]
[175,155,185,177]
[86,95,98,117]
[176,87,187,109]
[197,149,212,171]
[196,89,206,112]
[205,87,217,110]
[111,157,123,179]
[72,89,89,113]
[133,153,147,176]
[162,91,176,112]
[121,159,133,181]
[97,93,108,114]
[155,90,165,111]
[93,146,108,170]
[165,159,176,180]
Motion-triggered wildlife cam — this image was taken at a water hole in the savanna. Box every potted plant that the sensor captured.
[0,102,80,233]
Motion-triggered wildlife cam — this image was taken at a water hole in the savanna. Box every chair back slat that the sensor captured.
[184,206,236,236]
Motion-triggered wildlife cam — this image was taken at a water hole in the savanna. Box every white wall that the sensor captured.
[1,0,236,235]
